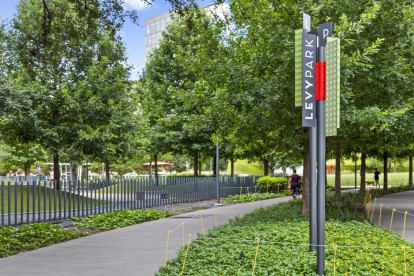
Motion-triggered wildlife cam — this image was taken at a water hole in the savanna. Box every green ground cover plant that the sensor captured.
[0,223,88,257]
[0,209,176,258]
[157,200,414,275]
[222,192,286,203]
[72,209,175,230]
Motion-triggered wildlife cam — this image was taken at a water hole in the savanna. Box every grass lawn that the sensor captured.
[0,184,103,213]
[327,172,409,187]
[227,160,264,175]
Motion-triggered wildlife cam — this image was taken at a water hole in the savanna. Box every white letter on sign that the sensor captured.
[305,102,313,110]
[323,29,330,39]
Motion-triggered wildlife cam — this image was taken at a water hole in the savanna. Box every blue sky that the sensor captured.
[0,0,215,80]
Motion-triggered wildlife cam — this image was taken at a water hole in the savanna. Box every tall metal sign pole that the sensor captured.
[296,13,339,276]
[316,22,332,275]
[215,136,221,205]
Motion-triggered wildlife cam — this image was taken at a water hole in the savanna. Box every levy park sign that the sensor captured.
[294,13,340,276]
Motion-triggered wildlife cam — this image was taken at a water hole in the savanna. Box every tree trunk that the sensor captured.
[154,153,159,185]
[263,159,269,176]
[193,150,199,177]
[69,161,76,186]
[24,164,31,177]
[383,152,388,190]
[409,155,413,187]
[198,161,202,175]
[335,147,341,198]
[302,137,310,216]
[53,151,60,190]
[105,160,110,186]
[360,153,366,192]
[230,159,235,177]
[213,157,217,176]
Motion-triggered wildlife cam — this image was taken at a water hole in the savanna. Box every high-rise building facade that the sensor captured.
[145,12,172,56]
[144,3,229,57]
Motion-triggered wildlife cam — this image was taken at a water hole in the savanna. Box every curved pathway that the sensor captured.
[0,197,291,276]
[368,190,414,244]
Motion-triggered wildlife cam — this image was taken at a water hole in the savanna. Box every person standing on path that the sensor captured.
[374,168,381,187]
[288,169,301,199]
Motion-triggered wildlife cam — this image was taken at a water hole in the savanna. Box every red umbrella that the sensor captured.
[142,162,172,167]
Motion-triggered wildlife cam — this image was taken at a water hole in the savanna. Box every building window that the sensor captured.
[146,25,150,34]
[155,21,160,32]
[160,19,165,30]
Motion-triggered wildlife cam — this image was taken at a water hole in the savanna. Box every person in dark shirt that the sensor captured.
[374,168,381,187]
[288,169,301,199]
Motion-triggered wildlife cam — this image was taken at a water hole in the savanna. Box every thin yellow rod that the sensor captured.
[164,229,172,266]
[199,210,205,235]
[370,198,376,223]
[252,237,261,276]
[403,211,408,238]
[333,244,338,276]
[180,234,192,276]
[378,203,383,227]
[390,208,396,230]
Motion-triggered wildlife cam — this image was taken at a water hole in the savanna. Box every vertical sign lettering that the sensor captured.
[302,33,317,127]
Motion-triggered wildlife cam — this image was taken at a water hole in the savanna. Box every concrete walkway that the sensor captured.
[368,190,414,244]
[1,190,412,276]
[0,197,292,276]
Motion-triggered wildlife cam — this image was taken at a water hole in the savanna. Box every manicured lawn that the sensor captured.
[0,184,102,213]
[327,172,409,187]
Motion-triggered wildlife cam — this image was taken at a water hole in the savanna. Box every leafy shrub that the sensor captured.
[326,192,367,221]
[222,192,284,203]
[256,176,288,193]
[72,209,175,230]
[0,223,88,258]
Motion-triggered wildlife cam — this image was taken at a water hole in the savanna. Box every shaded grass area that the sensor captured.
[227,160,263,175]
[0,185,103,213]
[157,199,414,275]
[327,172,410,187]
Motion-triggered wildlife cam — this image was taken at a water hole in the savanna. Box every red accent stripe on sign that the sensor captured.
[315,62,326,101]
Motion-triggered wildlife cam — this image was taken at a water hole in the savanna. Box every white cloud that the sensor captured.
[123,0,151,11]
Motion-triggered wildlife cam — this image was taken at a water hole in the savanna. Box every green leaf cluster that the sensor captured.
[72,209,175,230]
[0,223,87,257]
[222,192,285,203]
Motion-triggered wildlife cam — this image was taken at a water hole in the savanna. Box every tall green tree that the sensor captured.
[2,0,134,188]
[141,5,227,176]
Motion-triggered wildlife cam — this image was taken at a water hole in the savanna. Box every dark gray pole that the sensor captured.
[310,127,317,250]
[316,46,326,275]
[216,137,221,205]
